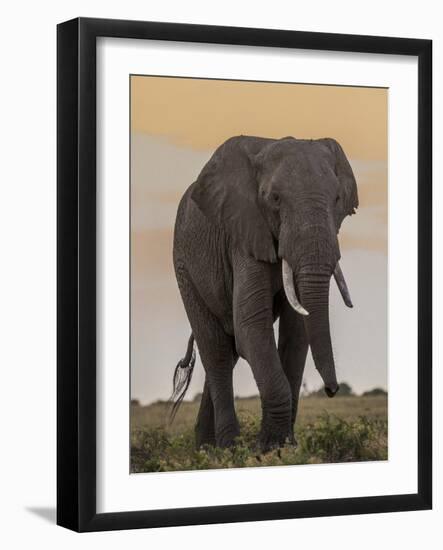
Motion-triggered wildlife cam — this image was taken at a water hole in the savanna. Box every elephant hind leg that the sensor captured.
[195,380,215,447]
[175,266,239,448]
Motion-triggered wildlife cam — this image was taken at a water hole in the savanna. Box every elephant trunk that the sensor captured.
[297,269,338,396]
[283,260,339,397]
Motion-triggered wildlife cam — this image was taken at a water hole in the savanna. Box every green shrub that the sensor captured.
[130,411,387,473]
[298,413,387,463]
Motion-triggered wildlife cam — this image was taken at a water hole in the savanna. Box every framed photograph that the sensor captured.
[57,17,432,532]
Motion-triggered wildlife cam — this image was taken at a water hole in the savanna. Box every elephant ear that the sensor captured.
[191,136,277,263]
[321,138,359,230]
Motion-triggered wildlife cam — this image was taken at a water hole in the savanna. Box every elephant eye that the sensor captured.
[335,194,340,204]
[271,192,280,203]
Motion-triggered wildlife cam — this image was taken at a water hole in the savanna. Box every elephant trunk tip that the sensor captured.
[325,383,339,398]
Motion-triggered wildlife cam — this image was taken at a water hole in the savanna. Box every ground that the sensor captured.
[130,395,388,473]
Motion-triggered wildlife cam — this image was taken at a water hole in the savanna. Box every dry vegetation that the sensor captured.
[131,394,388,473]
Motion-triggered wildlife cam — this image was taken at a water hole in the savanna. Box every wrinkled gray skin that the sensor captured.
[173,136,358,451]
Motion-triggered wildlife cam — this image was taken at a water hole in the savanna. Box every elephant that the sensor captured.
[170,135,358,452]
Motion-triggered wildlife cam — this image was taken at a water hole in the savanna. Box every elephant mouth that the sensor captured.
[281,258,353,315]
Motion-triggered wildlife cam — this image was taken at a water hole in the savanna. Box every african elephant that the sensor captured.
[171,135,358,452]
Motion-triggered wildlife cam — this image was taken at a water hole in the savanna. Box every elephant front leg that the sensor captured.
[243,331,292,452]
[233,257,292,452]
[278,297,309,437]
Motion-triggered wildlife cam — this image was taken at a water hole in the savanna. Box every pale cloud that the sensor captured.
[131,134,211,231]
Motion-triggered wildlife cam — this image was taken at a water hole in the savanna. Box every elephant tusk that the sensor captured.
[282,259,309,316]
[333,262,353,308]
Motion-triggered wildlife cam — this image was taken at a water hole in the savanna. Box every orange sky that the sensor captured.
[131,76,387,161]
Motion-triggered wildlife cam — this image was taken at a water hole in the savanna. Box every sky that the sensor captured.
[130,76,388,405]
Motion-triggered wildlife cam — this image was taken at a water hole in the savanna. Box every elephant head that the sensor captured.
[191,135,358,397]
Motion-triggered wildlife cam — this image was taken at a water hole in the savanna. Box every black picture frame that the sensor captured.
[57,17,432,532]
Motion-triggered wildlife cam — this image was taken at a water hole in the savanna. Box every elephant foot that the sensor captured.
[286,428,298,448]
[215,422,240,448]
[258,418,293,453]
[195,432,216,448]
[195,421,240,449]
[194,424,216,448]
[258,432,287,453]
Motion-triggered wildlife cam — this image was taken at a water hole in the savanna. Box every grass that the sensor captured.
[131,395,388,473]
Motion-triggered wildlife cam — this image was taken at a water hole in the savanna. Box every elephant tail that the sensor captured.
[169,333,196,423]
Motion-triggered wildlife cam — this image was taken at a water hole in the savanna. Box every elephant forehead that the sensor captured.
[262,156,335,190]
[264,140,332,172]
